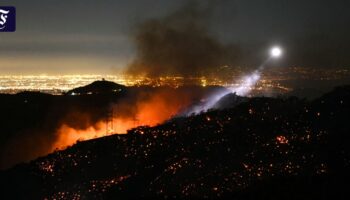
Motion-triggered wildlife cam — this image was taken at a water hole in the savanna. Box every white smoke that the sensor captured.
[184,70,261,115]
[229,70,261,96]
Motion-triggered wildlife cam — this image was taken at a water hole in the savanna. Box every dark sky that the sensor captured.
[0,0,349,75]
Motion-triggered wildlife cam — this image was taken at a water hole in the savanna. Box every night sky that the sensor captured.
[0,0,349,75]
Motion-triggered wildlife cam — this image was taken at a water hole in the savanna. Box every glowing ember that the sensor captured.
[276,135,289,144]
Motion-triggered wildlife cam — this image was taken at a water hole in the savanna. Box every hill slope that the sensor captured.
[1,86,350,199]
[66,80,127,95]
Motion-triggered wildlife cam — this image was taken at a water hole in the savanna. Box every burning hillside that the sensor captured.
[0,81,226,169]
[1,85,350,199]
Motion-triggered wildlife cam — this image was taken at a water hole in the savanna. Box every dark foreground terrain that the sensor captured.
[1,85,350,199]
[0,80,224,169]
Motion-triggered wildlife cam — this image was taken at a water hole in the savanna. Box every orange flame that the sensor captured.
[53,118,141,150]
[52,89,192,150]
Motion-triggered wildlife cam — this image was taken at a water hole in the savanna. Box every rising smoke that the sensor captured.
[126,1,241,77]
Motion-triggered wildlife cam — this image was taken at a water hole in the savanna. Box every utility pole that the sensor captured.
[106,107,114,135]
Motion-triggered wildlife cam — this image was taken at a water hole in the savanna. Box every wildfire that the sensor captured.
[53,124,102,150]
[52,116,160,151]
[52,89,193,151]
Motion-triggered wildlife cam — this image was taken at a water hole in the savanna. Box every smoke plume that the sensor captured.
[126,2,240,77]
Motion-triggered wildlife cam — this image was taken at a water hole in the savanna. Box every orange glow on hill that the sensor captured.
[52,120,132,151]
[52,89,193,151]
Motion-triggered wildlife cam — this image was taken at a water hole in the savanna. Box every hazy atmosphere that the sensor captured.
[1,0,349,75]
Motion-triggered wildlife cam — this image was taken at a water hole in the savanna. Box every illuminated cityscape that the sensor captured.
[1,67,349,95]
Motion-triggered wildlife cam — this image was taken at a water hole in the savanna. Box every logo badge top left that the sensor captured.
[0,6,16,32]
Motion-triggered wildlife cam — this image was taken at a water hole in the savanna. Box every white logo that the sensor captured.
[0,9,10,30]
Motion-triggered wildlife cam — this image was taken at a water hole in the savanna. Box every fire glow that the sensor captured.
[52,121,131,151]
[52,89,194,150]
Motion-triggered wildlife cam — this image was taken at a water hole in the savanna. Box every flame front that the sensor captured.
[52,89,194,150]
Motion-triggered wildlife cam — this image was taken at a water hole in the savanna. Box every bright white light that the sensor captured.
[185,46,284,115]
[230,70,261,96]
[271,47,282,58]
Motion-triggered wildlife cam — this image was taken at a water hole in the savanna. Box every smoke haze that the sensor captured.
[126,2,241,77]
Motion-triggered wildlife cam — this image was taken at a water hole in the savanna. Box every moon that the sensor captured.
[271,47,282,58]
